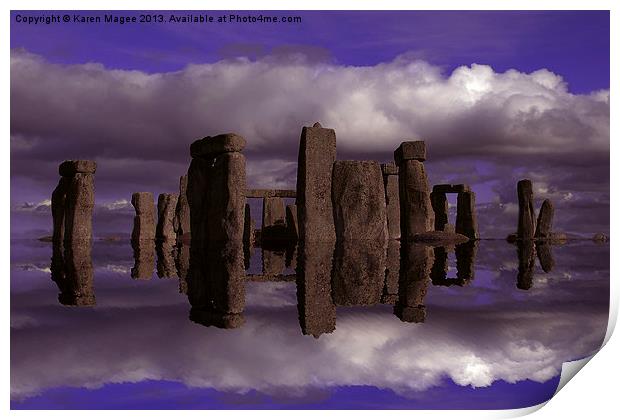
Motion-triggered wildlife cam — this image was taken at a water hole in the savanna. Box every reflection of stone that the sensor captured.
[332,161,387,242]
[295,122,337,242]
[536,242,555,273]
[175,243,190,294]
[381,240,400,304]
[51,177,70,243]
[131,192,156,242]
[394,243,432,323]
[262,196,288,243]
[296,241,336,338]
[331,240,386,306]
[156,241,177,279]
[455,191,479,240]
[517,179,536,239]
[285,243,298,271]
[130,239,155,280]
[455,241,478,282]
[156,193,179,242]
[286,204,299,241]
[243,203,256,269]
[51,241,95,306]
[517,240,536,290]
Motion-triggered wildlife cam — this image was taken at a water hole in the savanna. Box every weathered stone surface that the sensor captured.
[51,177,69,243]
[430,191,448,232]
[394,141,426,164]
[383,165,401,239]
[262,248,286,277]
[455,191,479,240]
[332,161,388,242]
[175,243,190,294]
[296,241,337,338]
[397,158,434,240]
[206,152,246,246]
[394,243,432,323]
[456,241,477,282]
[156,241,177,278]
[381,240,400,304]
[285,243,297,271]
[286,204,299,240]
[58,160,97,177]
[63,173,95,243]
[517,179,536,239]
[534,199,554,239]
[51,241,95,306]
[444,223,455,233]
[245,189,296,198]
[187,156,211,254]
[156,193,179,242]
[381,162,399,176]
[412,231,469,245]
[131,239,155,280]
[517,240,535,290]
[432,184,470,193]
[190,133,246,158]
[173,175,191,239]
[131,192,156,241]
[262,197,287,242]
[592,233,609,243]
[295,123,337,242]
[332,240,386,306]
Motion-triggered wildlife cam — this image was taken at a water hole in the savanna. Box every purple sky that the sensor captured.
[10,10,610,238]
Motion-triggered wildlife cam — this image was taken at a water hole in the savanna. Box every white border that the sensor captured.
[3,1,616,419]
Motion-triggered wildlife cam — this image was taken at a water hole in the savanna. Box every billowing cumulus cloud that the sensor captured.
[10,49,609,237]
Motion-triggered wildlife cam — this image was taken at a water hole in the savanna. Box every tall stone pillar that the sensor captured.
[381,162,401,239]
[394,141,434,241]
[131,192,156,242]
[430,190,449,232]
[54,160,96,243]
[535,199,554,239]
[517,179,536,239]
[187,133,247,329]
[173,174,191,241]
[295,122,337,242]
[156,193,179,242]
[455,191,479,240]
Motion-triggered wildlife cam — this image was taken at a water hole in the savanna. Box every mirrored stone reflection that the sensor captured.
[51,241,95,306]
[130,239,155,280]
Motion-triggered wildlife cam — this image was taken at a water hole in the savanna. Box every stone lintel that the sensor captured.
[394,141,426,165]
[432,184,470,194]
[59,160,97,177]
[245,189,296,198]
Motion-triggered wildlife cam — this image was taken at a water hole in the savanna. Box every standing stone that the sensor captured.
[156,193,178,242]
[296,241,336,338]
[455,240,477,282]
[381,240,400,304]
[262,196,287,241]
[131,192,156,242]
[455,191,479,240]
[173,175,191,240]
[395,149,434,240]
[332,161,388,242]
[517,179,536,239]
[296,122,337,242]
[381,162,401,239]
[63,169,95,243]
[286,204,299,240]
[430,190,449,232]
[535,199,554,239]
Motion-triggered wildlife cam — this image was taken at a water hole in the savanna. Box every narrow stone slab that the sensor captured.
[381,240,400,304]
[383,166,401,239]
[131,192,156,241]
[430,191,448,232]
[517,179,536,239]
[59,160,97,177]
[174,175,190,238]
[432,184,470,193]
[295,123,337,242]
[190,133,246,158]
[286,204,299,240]
[455,191,479,240]
[51,177,69,243]
[245,189,296,198]
[52,241,95,306]
[394,243,432,323]
[394,141,426,165]
[332,160,388,242]
[397,158,434,240]
[534,199,554,239]
[63,173,95,243]
[381,162,399,176]
[156,193,179,242]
